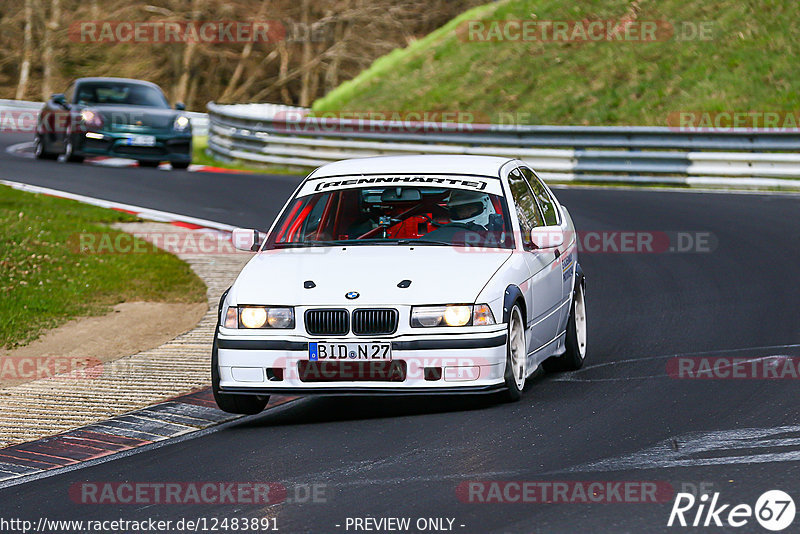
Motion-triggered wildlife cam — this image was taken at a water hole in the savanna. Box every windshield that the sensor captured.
[267,185,514,249]
[75,82,170,108]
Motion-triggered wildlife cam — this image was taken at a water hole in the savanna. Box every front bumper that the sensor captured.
[216,330,508,394]
[72,130,192,162]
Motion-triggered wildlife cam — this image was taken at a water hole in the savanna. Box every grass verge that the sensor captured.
[0,185,206,348]
[313,0,800,126]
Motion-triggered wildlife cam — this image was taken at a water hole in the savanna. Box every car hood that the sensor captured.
[229,246,512,306]
[88,105,177,130]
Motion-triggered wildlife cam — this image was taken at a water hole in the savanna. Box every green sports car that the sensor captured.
[34,77,192,169]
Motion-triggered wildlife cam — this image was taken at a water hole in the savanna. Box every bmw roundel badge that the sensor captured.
[345,291,360,300]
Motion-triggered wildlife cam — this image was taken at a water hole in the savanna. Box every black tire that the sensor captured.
[211,336,269,415]
[543,281,587,372]
[63,133,84,163]
[34,135,58,160]
[501,303,527,402]
[138,160,161,168]
[171,161,190,170]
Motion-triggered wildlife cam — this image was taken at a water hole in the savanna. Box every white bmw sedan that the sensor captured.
[212,155,586,414]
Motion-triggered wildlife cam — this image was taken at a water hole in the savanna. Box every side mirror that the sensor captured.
[530,226,564,249]
[232,228,262,252]
[174,102,186,111]
[51,93,67,107]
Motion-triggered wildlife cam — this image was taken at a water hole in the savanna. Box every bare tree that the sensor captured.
[1,0,485,107]
[175,0,202,104]
[219,0,270,101]
[15,0,33,100]
[41,0,62,99]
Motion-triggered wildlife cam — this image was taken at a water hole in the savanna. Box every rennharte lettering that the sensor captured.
[314,176,487,191]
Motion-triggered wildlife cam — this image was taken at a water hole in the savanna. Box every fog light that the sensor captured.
[424,367,442,381]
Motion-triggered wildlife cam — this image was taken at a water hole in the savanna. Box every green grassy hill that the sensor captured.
[313,0,800,126]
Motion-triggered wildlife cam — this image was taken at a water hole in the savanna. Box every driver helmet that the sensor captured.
[447,190,493,227]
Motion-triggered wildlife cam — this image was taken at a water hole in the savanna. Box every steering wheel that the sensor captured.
[416,214,443,228]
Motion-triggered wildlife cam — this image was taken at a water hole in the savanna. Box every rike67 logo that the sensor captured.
[668,490,796,531]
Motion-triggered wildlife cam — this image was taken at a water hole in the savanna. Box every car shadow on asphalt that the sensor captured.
[234,393,505,428]
[232,373,551,428]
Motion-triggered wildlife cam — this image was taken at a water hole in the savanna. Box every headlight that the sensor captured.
[173,115,190,131]
[224,306,295,329]
[80,109,103,129]
[241,307,268,328]
[411,304,495,327]
[266,307,294,328]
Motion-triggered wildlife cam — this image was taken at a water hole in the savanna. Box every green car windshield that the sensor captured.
[76,82,170,109]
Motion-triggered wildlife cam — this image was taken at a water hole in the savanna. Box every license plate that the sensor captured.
[308,342,392,361]
[126,135,156,146]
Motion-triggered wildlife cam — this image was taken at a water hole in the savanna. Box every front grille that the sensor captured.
[305,309,349,336]
[352,309,398,336]
[297,361,406,382]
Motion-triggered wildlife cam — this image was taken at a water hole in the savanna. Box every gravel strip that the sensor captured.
[0,223,251,448]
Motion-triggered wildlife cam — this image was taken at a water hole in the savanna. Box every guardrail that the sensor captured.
[0,99,209,136]
[207,102,800,188]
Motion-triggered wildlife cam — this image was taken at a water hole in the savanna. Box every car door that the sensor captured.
[522,167,574,333]
[520,167,572,330]
[507,167,563,353]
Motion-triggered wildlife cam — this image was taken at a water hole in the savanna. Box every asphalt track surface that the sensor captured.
[1,130,799,532]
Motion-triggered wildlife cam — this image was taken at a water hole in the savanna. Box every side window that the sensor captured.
[508,168,544,250]
[521,167,559,226]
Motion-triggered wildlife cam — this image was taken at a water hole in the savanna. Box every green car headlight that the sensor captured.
[173,115,190,131]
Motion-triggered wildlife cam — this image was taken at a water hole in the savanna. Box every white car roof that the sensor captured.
[309,155,514,179]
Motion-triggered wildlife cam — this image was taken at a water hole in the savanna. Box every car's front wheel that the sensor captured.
[543,282,587,372]
[34,135,58,160]
[63,130,84,163]
[501,303,527,402]
[211,337,269,414]
[171,161,190,170]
